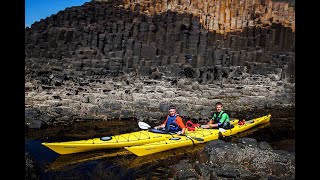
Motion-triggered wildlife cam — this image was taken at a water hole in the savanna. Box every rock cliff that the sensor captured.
[25,0,295,126]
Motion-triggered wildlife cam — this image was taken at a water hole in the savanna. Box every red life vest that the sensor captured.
[186,120,200,131]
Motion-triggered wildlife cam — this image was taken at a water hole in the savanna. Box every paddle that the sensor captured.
[200,124,226,132]
[138,121,151,130]
[138,121,204,141]
[100,122,157,141]
[218,128,226,133]
[183,135,204,142]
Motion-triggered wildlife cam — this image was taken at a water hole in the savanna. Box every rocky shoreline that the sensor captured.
[169,138,295,179]
[25,152,41,180]
[25,137,295,179]
[25,69,294,130]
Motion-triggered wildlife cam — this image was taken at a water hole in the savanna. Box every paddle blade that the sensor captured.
[138,121,151,129]
[200,125,209,128]
[219,128,226,133]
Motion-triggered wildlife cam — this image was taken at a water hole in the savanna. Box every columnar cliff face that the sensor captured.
[98,0,295,33]
[25,0,295,125]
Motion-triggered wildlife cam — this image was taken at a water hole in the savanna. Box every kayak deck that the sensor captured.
[220,114,271,137]
[125,114,271,156]
[124,129,219,156]
[42,130,176,155]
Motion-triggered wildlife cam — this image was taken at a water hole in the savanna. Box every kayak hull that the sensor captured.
[124,119,240,156]
[124,130,219,156]
[42,130,175,155]
[125,114,271,156]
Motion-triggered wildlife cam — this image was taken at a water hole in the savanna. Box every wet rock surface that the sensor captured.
[169,138,295,179]
[25,152,40,180]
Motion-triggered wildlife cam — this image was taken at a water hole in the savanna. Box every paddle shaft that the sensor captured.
[186,135,195,145]
[138,121,204,141]
[184,135,204,142]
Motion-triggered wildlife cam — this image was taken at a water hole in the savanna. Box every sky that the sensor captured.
[25,0,90,27]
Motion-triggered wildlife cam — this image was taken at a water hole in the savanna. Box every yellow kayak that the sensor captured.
[42,118,240,155]
[124,119,240,156]
[220,114,271,137]
[124,130,218,156]
[128,143,207,169]
[125,114,271,156]
[42,130,176,155]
